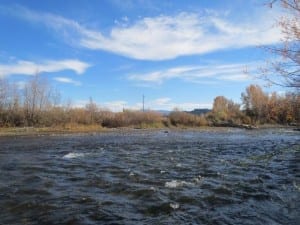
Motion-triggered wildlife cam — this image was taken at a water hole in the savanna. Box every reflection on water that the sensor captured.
[0,129,299,224]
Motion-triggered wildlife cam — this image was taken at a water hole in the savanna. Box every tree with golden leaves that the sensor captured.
[242,84,269,123]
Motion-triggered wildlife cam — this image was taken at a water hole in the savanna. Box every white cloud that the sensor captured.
[218,74,250,81]
[128,62,258,84]
[148,97,212,111]
[78,12,282,60]
[102,98,211,112]
[5,5,283,60]
[70,100,129,111]
[103,101,128,112]
[66,97,211,112]
[54,77,81,86]
[0,59,90,77]
[71,99,89,108]
[152,97,172,106]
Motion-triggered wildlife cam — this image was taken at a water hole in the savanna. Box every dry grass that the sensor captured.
[0,124,105,136]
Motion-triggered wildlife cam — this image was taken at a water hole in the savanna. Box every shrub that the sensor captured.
[169,110,207,127]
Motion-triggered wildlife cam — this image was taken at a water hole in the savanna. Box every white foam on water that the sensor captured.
[165,176,203,188]
[129,172,135,176]
[149,186,156,191]
[176,163,182,167]
[293,181,300,191]
[165,180,193,188]
[170,202,180,209]
[62,152,85,159]
[192,175,204,184]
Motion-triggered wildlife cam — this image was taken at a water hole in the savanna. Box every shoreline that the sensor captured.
[0,124,298,137]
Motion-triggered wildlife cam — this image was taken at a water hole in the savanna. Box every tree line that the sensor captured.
[0,76,299,129]
[209,84,300,126]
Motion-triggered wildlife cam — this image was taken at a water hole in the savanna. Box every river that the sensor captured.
[0,128,299,224]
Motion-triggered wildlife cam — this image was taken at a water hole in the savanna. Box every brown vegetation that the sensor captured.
[169,110,207,127]
[0,75,299,132]
[241,84,300,124]
[101,110,164,128]
[207,96,244,125]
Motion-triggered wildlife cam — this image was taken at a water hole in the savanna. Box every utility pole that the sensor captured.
[142,94,145,112]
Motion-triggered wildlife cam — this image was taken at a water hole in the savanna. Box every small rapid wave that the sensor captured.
[165,180,193,188]
[169,202,180,209]
[0,129,299,225]
[62,152,85,159]
[165,176,203,188]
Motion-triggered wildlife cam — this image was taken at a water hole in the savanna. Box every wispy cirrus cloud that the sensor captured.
[105,98,211,111]
[72,100,129,112]
[128,62,259,84]
[53,77,81,86]
[1,5,282,60]
[103,101,128,112]
[0,59,90,78]
[149,97,212,111]
[72,98,211,112]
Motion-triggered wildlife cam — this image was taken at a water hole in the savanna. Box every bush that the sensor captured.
[169,110,207,127]
[102,110,164,128]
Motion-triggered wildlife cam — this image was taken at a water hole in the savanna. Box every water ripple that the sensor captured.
[0,129,299,224]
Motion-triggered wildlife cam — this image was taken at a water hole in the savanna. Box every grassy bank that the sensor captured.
[0,125,106,136]
[0,123,298,137]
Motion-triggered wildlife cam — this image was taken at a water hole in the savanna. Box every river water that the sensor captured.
[0,129,299,225]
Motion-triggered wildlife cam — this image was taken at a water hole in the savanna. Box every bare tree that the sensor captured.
[261,0,300,91]
[0,78,8,126]
[51,87,61,107]
[7,82,24,126]
[85,97,98,124]
[23,73,52,125]
[0,78,8,111]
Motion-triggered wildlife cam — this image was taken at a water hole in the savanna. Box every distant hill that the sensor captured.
[186,108,211,115]
[156,108,211,116]
[157,110,171,116]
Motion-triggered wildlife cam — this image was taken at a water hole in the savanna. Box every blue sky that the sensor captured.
[0,0,285,111]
